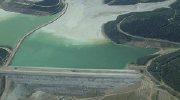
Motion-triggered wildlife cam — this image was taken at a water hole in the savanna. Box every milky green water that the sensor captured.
[11,31,158,69]
[0,13,158,69]
[0,14,57,47]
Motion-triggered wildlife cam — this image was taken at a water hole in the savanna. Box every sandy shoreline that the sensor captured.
[0,0,176,45]
[0,9,19,21]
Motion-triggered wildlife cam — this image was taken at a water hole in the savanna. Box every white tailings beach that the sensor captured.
[0,9,18,21]
[34,0,176,45]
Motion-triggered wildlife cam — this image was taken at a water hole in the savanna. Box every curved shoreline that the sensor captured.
[3,0,68,67]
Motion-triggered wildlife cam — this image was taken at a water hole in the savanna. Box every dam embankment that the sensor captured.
[0,68,141,95]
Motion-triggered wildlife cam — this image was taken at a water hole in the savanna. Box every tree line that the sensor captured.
[148,50,180,92]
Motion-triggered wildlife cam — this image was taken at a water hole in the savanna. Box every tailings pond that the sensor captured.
[0,1,162,69]
[11,31,158,69]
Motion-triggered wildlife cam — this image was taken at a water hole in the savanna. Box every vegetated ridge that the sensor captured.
[0,46,11,66]
[134,54,159,65]
[104,0,180,44]
[0,49,8,66]
[148,50,180,93]
[0,0,65,15]
[104,0,180,96]
[104,14,132,44]
[104,0,166,5]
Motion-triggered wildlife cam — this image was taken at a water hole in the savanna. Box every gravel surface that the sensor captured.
[1,70,141,95]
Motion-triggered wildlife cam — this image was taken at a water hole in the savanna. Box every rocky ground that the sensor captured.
[0,69,141,100]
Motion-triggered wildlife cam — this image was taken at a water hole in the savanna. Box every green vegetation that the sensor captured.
[104,0,180,44]
[0,45,12,50]
[120,8,180,43]
[0,76,5,96]
[104,0,166,5]
[104,0,111,4]
[104,14,132,44]
[170,0,180,10]
[119,0,180,43]
[135,54,159,65]
[104,0,138,5]
[160,42,180,48]
[148,50,180,92]
[0,48,9,66]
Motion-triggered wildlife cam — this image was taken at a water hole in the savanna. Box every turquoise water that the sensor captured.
[0,14,57,47]
[11,32,158,69]
[0,12,158,69]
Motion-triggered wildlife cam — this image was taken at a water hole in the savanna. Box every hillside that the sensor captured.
[0,48,9,66]
[104,0,180,44]
[104,0,166,5]
[104,0,180,96]
[120,8,180,43]
[0,0,65,15]
[148,50,180,93]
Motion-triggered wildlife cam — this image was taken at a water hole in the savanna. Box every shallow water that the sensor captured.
[0,13,57,47]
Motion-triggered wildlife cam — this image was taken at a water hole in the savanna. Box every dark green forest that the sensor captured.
[0,49,9,66]
[104,0,180,43]
[104,0,180,93]
[148,50,180,92]
[104,0,166,5]
[104,14,132,44]
[120,0,180,43]
[120,8,180,42]
[30,0,64,14]
[135,54,159,65]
